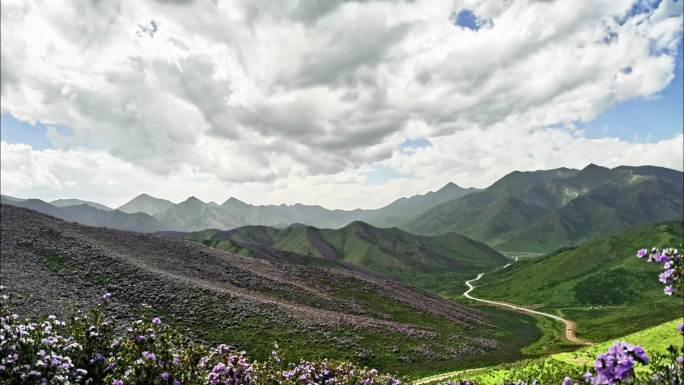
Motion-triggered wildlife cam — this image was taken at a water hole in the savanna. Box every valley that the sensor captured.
[463,273,588,345]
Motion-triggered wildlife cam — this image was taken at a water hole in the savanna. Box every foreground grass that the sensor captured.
[417,318,684,385]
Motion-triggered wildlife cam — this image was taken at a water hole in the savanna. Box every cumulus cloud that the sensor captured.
[0,0,682,207]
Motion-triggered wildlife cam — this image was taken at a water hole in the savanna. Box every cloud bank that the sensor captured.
[1,0,682,208]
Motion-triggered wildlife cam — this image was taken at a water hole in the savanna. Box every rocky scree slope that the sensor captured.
[0,204,533,374]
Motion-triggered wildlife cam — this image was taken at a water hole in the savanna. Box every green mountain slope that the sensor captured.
[181,221,508,296]
[363,182,479,228]
[475,221,683,341]
[407,164,683,252]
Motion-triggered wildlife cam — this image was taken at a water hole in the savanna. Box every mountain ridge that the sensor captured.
[406,164,683,251]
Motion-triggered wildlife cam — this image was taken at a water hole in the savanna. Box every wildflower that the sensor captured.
[664,285,674,295]
[102,292,112,302]
[152,317,161,325]
[659,269,674,283]
[636,248,648,258]
[161,372,170,381]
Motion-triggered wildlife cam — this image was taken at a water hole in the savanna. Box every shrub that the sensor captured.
[0,288,402,385]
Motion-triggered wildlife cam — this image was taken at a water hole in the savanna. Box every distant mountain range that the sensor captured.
[405,164,683,252]
[1,181,477,233]
[2,164,681,252]
[0,195,167,233]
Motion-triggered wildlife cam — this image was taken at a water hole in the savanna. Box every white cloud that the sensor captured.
[2,132,682,209]
[0,0,682,208]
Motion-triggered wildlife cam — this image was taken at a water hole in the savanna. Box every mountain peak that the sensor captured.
[439,181,466,192]
[222,197,248,206]
[582,163,609,171]
[117,193,174,215]
[182,196,205,205]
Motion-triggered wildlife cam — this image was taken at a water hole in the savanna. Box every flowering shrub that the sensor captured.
[0,287,403,385]
[0,288,115,384]
[636,247,682,296]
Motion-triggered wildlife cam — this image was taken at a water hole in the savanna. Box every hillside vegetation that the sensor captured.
[423,319,684,385]
[407,165,683,252]
[179,221,507,296]
[0,204,540,377]
[475,221,683,341]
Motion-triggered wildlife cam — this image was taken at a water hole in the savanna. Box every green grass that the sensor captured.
[41,254,69,272]
[142,289,544,379]
[475,221,683,342]
[185,222,508,280]
[420,319,684,385]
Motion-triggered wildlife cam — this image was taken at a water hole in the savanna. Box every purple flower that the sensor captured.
[173,381,181,385]
[678,323,684,335]
[658,269,674,283]
[630,345,649,364]
[112,380,123,385]
[103,292,112,302]
[562,377,573,385]
[636,248,648,258]
[152,317,161,325]
[664,285,674,296]
[161,372,170,381]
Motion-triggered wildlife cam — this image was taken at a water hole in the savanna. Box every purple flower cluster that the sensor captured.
[197,344,255,385]
[0,288,90,384]
[636,247,682,296]
[276,358,401,385]
[561,342,649,385]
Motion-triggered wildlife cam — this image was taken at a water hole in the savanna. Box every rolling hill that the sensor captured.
[0,203,541,376]
[474,221,683,341]
[176,221,507,296]
[406,164,683,252]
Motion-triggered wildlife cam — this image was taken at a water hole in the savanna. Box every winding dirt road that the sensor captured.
[412,261,591,385]
[464,273,589,344]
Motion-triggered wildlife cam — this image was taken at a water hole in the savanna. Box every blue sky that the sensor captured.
[579,38,683,142]
[0,114,72,150]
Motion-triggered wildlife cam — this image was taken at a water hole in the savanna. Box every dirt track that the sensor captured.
[464,273,591,344]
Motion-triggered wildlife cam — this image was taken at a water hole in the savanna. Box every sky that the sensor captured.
[1,0,683,210]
